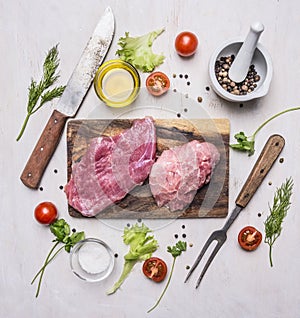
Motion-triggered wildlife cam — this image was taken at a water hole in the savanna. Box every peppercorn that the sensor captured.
[214,54,261,95]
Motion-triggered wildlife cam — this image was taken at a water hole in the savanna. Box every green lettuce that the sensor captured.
[107,223,158,294]
[116,28,165,72]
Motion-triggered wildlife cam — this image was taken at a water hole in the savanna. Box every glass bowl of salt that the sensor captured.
[70,238,115,282]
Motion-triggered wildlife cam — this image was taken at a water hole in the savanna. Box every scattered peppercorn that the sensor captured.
[197,96,203,103]
[214,55,261,95]
[279,157,284,163]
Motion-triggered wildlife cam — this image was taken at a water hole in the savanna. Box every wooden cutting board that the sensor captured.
[66,118,230,219]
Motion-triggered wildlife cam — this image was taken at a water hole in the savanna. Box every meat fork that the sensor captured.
[185,134,285,288]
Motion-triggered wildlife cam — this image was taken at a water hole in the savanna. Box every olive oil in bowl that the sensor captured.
[94,59,140,107]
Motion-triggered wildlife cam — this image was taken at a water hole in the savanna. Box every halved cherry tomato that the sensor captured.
[146,71,170,96]
[34,201,58,225]
[175,31,198,57]
[143,257,167,282]
[238,226,262,251]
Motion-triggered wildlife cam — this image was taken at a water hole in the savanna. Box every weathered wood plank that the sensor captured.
[66,118,230,219]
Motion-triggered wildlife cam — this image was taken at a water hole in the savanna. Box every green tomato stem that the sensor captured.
[147,256,177,313]
[252,107,300,139]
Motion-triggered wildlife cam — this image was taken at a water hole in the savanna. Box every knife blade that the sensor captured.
[20,7,115,189]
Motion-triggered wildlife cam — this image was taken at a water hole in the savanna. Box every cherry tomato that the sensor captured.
[238,226,262,251]
[175,31,198,57]
[143,257,167,282]
[34,202,58,225]
[146,71,170,96]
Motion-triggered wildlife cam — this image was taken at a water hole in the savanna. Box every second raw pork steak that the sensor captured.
[149,140,220,212]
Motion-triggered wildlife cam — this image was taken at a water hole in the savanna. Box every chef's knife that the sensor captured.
[20,7,115,189]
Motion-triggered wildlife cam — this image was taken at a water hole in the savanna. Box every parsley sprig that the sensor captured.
[147,241,187,313]
[16,44,65,141]
[264,178,293,267]
[230,107,300,156]
[31,219,85,297]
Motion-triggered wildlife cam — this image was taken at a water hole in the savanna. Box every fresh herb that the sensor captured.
[230,107,300,155]
[147,241,187,313]
[264,178,293,267]
[31,218,85,297]
[107,223,158,295]
[116,28,165,72]
[16,44,65,141]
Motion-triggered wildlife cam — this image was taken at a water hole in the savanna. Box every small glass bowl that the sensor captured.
[94,59,141,107]
[70,238,115,282]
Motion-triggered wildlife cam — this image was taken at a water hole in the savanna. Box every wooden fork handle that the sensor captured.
[235,134,285,208]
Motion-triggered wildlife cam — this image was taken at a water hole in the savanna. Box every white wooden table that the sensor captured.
[1,1,300,317]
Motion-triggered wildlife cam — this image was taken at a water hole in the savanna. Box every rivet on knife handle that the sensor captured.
[235,134,285,208]
[20,110,68,189]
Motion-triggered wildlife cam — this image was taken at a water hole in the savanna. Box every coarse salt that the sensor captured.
[78,242,111,274]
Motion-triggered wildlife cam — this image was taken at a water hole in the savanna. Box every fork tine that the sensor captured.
[195,240,224,288]
[184,232,216,283]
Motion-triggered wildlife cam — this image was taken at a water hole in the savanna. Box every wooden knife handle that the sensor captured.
[235,134,285,208]
[20,110,68,189]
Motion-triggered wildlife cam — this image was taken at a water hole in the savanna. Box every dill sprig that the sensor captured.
[16,44,66,141]
[264,177,294,267]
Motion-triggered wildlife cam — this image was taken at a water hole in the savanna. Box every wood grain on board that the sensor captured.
[66,118,230,219]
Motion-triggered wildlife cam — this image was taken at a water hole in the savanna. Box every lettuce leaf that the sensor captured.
[107,223,158,294]
[116,28,165,72]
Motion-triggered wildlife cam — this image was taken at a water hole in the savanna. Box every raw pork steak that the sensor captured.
[65,117,156,217]
[149,140,220,212]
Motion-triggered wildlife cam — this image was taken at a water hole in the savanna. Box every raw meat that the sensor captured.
[149,140,220,211]
[65,117,156,217]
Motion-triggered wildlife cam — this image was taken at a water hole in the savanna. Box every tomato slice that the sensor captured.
[238,226,262,251]
[146,72,170,96]
[143,257,167,282]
